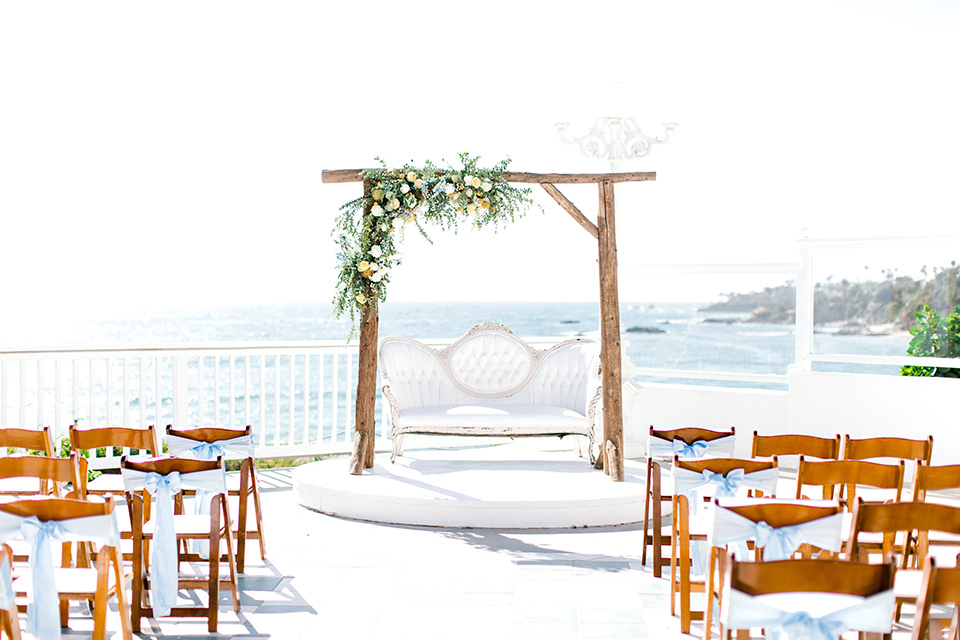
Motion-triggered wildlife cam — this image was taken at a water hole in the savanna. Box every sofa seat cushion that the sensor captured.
[395,404,588,432]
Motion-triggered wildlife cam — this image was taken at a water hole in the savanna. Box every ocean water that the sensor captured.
[17,300,911,385]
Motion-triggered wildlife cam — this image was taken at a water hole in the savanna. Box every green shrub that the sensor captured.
[901,304,960,378]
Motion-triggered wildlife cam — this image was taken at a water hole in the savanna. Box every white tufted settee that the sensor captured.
[379,322,602,463]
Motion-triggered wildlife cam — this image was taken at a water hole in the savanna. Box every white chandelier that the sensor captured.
[556,117,677,171]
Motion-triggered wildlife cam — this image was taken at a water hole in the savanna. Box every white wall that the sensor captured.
[622,372,958,465]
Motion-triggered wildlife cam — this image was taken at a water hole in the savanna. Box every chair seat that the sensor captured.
[13,567,119,597]
[86,473,126,494]
[894,568,922,601]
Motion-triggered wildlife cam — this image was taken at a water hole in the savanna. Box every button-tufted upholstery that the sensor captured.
[379,323,602,463]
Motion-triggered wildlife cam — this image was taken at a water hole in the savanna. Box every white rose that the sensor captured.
[414,178,423,189]
[392,217,403,229]
[471,177,481,188]
[400,184,410,194]
[444,183,455,194]
[385,191,394,199]
[370,245,383,258]
[463,175,473,185]
[390,198,401,209]
[371,271,383,282]
[481,181,492,192]
[465,188,474,198]
[406,171,416,182]
[370,262,380,271]
[371,204,383,217]
[385,201,395,212]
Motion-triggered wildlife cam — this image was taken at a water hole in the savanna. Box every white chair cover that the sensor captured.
[166,434,255,461]
[122,467,226,618]
[674,467,780,576]
[0,509,120,640]
[710,501,844,561]
[722,588,895,640]
[647,433,736,460]
[0,554,12,610]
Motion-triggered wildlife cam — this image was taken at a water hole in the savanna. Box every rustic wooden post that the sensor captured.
[350,179,379,474]
[596,179,625,481]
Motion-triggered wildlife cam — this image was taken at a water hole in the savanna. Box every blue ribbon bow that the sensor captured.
[753,520,805,561]
[673,439,709,459]
[702,468,745,498]
[189,441,225,461]
[779,610,847,640]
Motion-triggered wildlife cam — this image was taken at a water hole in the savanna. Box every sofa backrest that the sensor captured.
[379,323,600,413]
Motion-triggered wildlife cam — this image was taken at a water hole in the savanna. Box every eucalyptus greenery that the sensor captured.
[901,304,960,378]
[332,153,539,333]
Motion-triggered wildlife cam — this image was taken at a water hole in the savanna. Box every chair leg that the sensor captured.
[221,495,241,613]
[236,461,251,573]
[92,547,111,640]
[208,495,221,633]
[652,464,666,578]
[110,548,133,640]
[642,458,653,567]
[130,495,145,634]
[704,546,717,640]
[670,496,678,617]
[251,466,267,560]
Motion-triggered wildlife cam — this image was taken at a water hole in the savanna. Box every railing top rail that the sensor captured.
[797,235,960,249]
[0,335,582,358]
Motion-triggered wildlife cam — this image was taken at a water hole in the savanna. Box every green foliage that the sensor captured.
[901,304,960,378]
[331,153,540,335]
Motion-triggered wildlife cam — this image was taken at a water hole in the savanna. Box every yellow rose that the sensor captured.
[414,178,423,189]
[406,171,417,182]
[356,293,366,304]
[471,177,481,188]
[358,261,370,271]
[481,200,490,209]
[467,203,477,214]
[372,189,383,201]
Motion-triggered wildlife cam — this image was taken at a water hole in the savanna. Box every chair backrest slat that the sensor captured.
[752,431,841,460]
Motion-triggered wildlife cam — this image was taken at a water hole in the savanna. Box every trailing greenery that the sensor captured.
[331,153,540,334]
[901,304,960,378]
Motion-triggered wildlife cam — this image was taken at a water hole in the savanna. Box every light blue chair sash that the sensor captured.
[710,499,844,561]
[673,467,780,575]
[647,433,736,460]
[722,588,895,640]
[0,554,12,611]
[122,466,226,618]
[0,509,119,640]
[166,434,253,557]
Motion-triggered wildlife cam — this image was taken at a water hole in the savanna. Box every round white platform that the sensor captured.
[292,439,646,528]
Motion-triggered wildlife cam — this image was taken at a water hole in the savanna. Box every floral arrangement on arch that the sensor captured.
[332,153,539,330]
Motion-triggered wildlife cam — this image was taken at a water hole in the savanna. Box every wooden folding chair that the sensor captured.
[121,456,240,633]
[643,425,736,577]
[703,498,844,639]
[912,555,960,640]
[0,426,54,456]
[69,424,162,497]
[0,495,131,640]
[165,425,266,573]
[751,431,841,461]
[796,456,905,507]
[719,551,896,640]
[910,463,960,567]
[670,456,777,634]
[845,499,960,623]
[0,546,22,640]
[0,453,83,500]
[842,434,934,466]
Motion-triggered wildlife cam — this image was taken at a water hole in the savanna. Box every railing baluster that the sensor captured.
[54,359,63,437]
[122,357,129,427]
[345,351,353,439]
[331,353,339,444]
[72,359,80,426]
[197,355,205,428]
[317,354,324,445]
[88,358,96,428]
[258,355,265,447]
[37,359,45,428]
[105,357,114,427]
[244,355,250,428]
[229,355,236,429]
[214,355,221,429]
[273,354,280,447]
[139,358,146,428]
[154,357,161,427]
[303,352,310,446]
[1,361,8,427]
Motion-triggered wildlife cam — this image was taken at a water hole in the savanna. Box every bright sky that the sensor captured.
[2,1,959,330]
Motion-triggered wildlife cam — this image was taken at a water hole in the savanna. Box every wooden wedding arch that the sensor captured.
[321,169,656,482]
